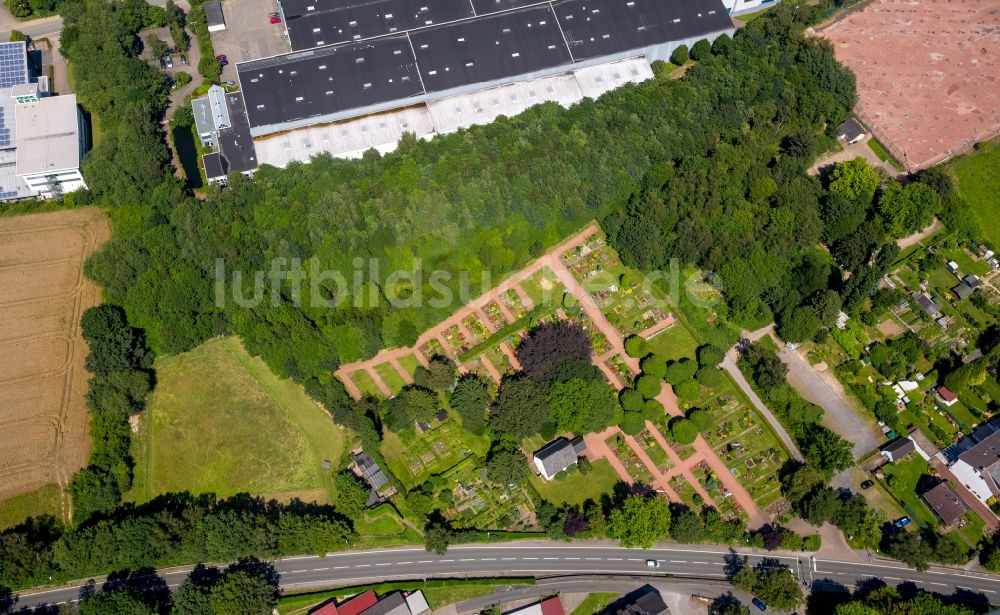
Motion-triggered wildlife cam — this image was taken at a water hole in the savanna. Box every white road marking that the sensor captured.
[314,568,328,571]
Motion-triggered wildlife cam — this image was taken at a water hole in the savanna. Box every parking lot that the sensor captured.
[210,0,289,81]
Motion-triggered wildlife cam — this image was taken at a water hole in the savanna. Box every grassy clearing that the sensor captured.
[528,458,623,506]
[949,138,1000,248]
[351,370,385,398]
[942,247,991,277]
[925,267,958,294]
[397,354,421,377]
[570,593,621,615]
[374,362,407,395]
[133,336,345,504]
[277,578,536,615]
[0,483,63,529]
[356,513,403,536]
[645,322,699,362]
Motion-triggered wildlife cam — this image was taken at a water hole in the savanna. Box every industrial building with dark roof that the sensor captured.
[244,0,734,136]
[203,91,257,183]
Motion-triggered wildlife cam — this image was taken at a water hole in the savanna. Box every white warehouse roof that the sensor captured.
[15,94,81,175]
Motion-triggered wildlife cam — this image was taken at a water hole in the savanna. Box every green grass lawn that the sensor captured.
[926,266,960,294]
[957,510,986,547]
[641,435,671,470]
[957,390,989,420]
[949,138,1000,248]
[894,266,920,292]
[942,247,991,277]
[942,398,979,430]
[0,483,62,529]
[881,455,938,527]
[397,353,422,377]
[528,458,623,506]
[978,375,1000,403]
[374,362,407,395]
[520,267,566,307]
[644,321,699,362]
[132,336,346,504]
[355,503,408,536]
[955,299,995,330]
[350,370,385,398]
[867,138,904,171]
[570,593,621,615]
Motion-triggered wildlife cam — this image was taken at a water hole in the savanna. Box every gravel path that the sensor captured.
[777,345,883,461]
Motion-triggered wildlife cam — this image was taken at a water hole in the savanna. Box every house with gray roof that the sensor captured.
[533,438,581,480]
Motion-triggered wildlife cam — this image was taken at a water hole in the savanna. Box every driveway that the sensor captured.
[808,134,902,178]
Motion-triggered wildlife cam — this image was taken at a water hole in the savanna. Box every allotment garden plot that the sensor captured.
[337,224,776,525]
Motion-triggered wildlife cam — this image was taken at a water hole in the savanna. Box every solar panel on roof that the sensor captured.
[0,104,11,148]
[0,42,28,88]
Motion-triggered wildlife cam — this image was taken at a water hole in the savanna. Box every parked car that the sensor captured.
[861,480,874,490]
[165,56,174,69]
[751,597,767,612]
[270,12,282,23]
[894,516,911,529]
[159,58,167,69]
[645,559,660,569]
[179,54,187,65]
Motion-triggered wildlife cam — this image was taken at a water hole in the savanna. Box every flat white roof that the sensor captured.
[252,56,652,166]
[427,72,583,134]
[573,57,653,98]
[254,106,436,167]
[15,94,80,175]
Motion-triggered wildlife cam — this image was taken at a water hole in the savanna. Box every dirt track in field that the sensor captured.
[0,207,109,513]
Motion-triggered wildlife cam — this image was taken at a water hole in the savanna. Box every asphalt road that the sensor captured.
[9,542,1000,612]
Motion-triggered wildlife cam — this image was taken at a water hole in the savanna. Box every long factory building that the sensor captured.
[205,0,735,179]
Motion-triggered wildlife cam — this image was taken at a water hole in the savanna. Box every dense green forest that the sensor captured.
[72,0,871,417]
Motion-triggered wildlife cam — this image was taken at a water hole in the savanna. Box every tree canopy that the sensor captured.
[606,494,672,548]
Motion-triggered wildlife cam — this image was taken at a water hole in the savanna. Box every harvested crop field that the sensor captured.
[0,207,110,521]
[818,0,1000,171]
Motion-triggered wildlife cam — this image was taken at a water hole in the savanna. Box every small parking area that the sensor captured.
[210,0,288,81]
